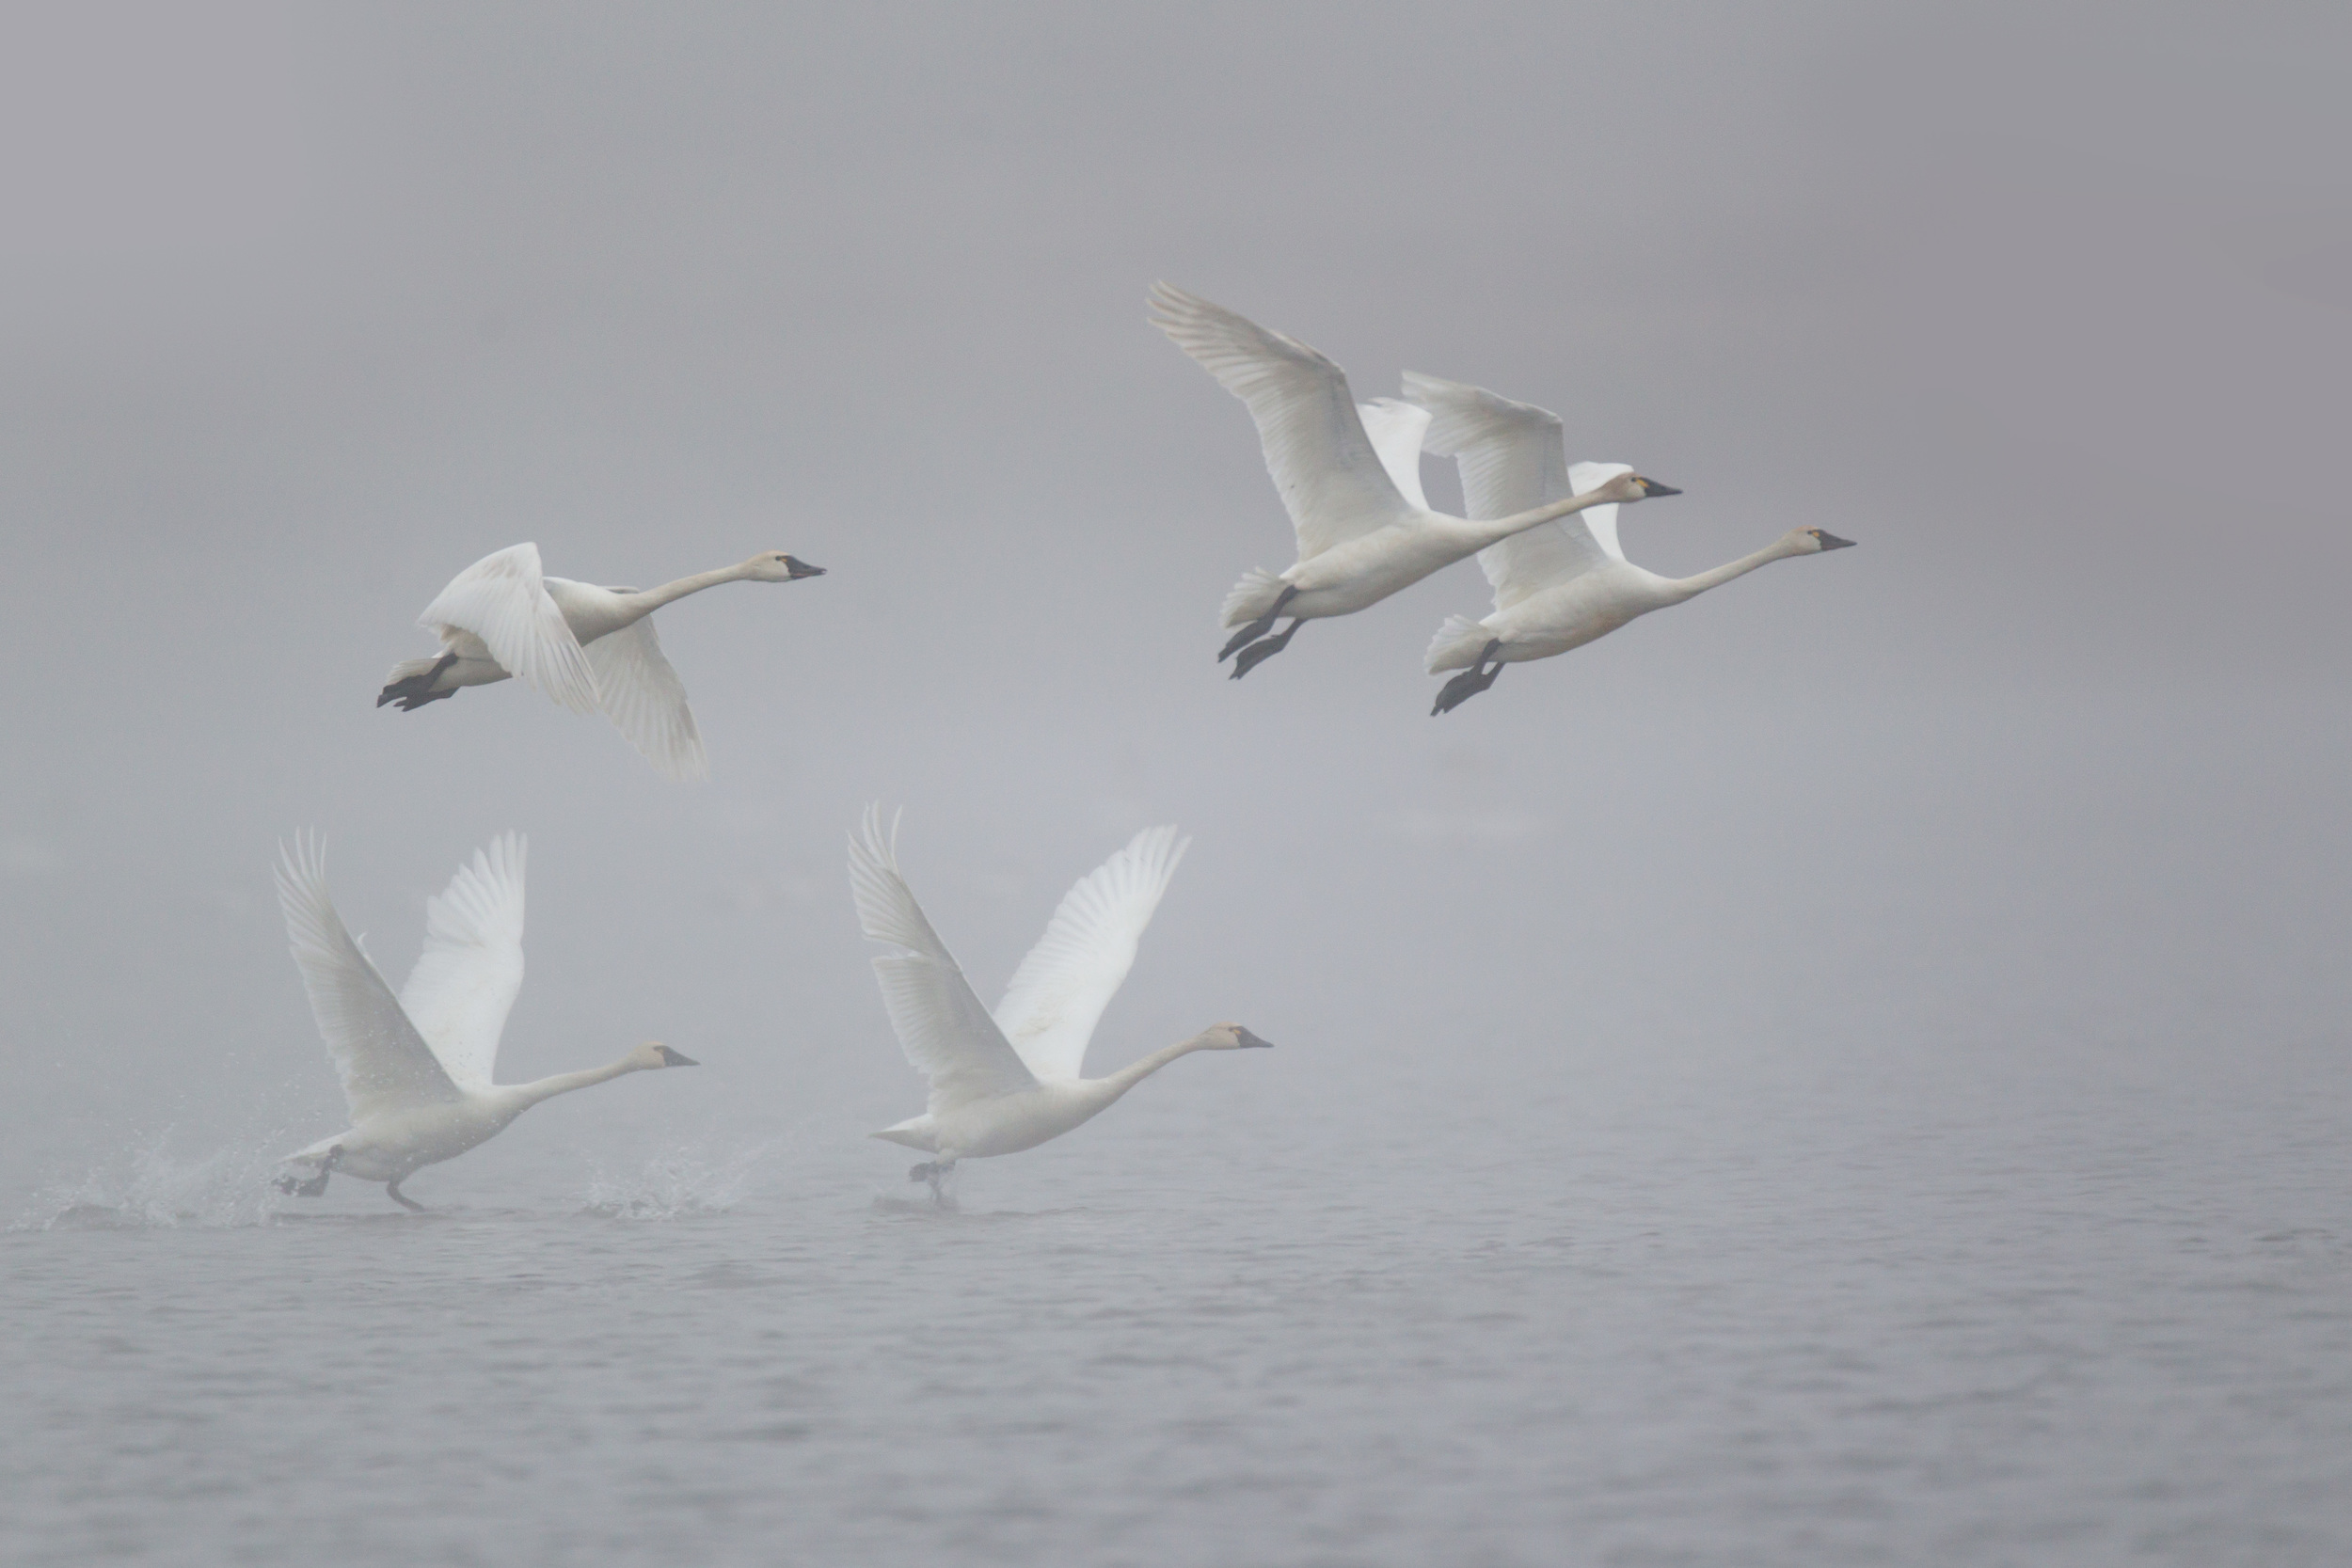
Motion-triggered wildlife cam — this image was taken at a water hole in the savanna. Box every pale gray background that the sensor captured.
[3,5,2349,1564]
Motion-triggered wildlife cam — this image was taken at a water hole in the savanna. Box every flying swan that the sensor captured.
[1149,282,1679,677]
[377,544,826,779]
[849,806,1271,1197]
[1406,372,1853,714]
[271,832,697,1210]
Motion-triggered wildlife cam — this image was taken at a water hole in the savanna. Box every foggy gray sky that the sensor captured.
[3,2,2347,1187]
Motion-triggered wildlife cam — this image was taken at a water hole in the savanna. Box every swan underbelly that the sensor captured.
[930,1084,1111,1160]
[287,1099,516,1181]
[440,657,513,690]
[1286,528,1468,618]
[1490,577,1661,663]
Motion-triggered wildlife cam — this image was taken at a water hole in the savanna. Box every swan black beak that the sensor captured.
[1815,531,1856,550]
[1635,478,1681,498]
[785,557,826,579]
[1235,1028,1275,1050]
[655,1045,699,1067]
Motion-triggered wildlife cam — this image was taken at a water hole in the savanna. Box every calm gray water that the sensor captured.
[9,1019,2349,1567]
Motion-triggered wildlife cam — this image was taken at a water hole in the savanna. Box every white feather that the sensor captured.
[275,834,462,1122]
[415,544,599,715]
[1149,281,1421,562]
[994,826,1189,1082]
[847,806,1039,1116]
[396,832,527,1090]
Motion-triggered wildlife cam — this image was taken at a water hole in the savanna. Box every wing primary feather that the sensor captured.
[275,832,461,1120]
[993,824,1190,1082]
[848,805,1039,1113]
[1150,281,1421,561]
[583,617,708,782]
[397,832,528,1088]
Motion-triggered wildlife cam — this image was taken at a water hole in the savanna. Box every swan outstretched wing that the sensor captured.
[849,806,1038,1114]
[1151,282,1421,562]
[397,833,527,1090]
[1563,460,1632,570]
[1357,399,1432,513]
[417,544,599,715]
[581,616,708,782]
[276,834,462,1122]
[993,825,1189,1082]
[1404,372,1624,609]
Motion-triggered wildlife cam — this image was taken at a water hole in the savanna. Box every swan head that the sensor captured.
[1589,472,1681,504]
[1787,527,1856,554]
[742,551,827,582]
[628,1040,700,1069]
[1200,1022,1275,1051]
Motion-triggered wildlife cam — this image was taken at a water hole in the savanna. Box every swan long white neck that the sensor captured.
[612,562,756,624]
[1085,1032,1218,1106]
[503,1053,644,1109]
[1655,536,1805,605]
[1459,490,1614,552]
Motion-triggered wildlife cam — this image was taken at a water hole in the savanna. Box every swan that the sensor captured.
[1149,282,1680,677]
[1406,372,1853,714]
[377,544,826,779]
[848,806,1272,1197]
[271,832,697,1210]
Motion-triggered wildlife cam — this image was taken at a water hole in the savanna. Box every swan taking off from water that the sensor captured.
[849,806,1271,1197]
[377,544,826,779]
[1149,282,1679,678]
[1406,372,1852,714]
[272,832,697,1210]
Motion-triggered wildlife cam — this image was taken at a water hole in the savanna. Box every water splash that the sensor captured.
[581,1142,769,1219]
[18,1131,289,1230]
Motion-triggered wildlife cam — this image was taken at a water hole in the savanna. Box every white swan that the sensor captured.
[271,832,697,1210]
[1406,372,1853,714]
[848,806,1271,1196]
[378,544,826,779]
[1149,282,1680,678]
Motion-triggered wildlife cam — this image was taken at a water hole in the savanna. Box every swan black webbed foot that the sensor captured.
[385,1178,426,1212]
[908,1161,956,1201]
[1229,620,1304,680]
[1431,641,1505,716]
[376,653,459,711]
[1218,585,1299,664]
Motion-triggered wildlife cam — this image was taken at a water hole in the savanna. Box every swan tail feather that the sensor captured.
[869,1117,938,1152]
[1220,567,1288,631]
[1426,614,1497,674]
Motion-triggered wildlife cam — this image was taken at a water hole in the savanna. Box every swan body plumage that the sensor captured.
[1149,283,1677,674]
[378,544,825,779]
[848,806,1270,1188]
[1406,372,1851,712]
[272,832,696,1209]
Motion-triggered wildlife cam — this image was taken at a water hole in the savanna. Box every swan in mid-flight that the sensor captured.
[1149,283,1679,677]
[1406,372,1853,714]
[377,544,826,779]
[272,832,697,1210]
[849,806,1272,1197]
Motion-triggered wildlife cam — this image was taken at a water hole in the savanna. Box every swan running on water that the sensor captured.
[1406,372,1853,714]
[1150,283,1679,678]
[849,806,1271,1197]
[378,544,825,779]
[272,832,697,1211]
